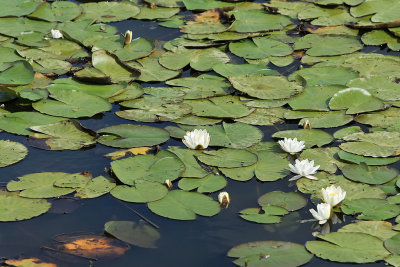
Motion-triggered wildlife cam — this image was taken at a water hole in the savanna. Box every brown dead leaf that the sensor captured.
[53,233,129,260]
[186,9,229,26]
[4,257,57,267]
[105,147,151,160]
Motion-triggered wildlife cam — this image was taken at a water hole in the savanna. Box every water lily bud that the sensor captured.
[165,179,172,189]
[303,119,312,129]
[218,191,230,207]
[124,30,133,45]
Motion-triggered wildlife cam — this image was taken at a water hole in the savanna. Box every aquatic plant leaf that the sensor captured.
[110,181,168,203]
[75,176,116,199]
[148,190,220,220]
[296,173,386,201]
[229,37,292,59]
[294,34,362,56]
[182,0,233,10]
[355,107,400,130]
[159,46,229,71]
[306,232,390,263]
[0,17,55,38]
[272,129,333,148]
[219,165,254,182]
[213,63,279,78]
[108,83,143,103]
[105,147,151,160]
[341,163,398,185]
[341,198,400,220]
[384,233,400,255]
[254,150,290,181]
[113,38,154,62]
[53,233,129,260]
[180,9,230,34]
[28,120,95,151]
[234,108,285,126]
[0,140,28,167]
[228,240,313,267]
[298,5,358,26]
[299,147,344,174]
[350,0,400,23]
[284,110,353,128]
[143,0,183,7]
[185,96,254,118]
[33,88,111,118]
[239,206,288,224]
[134,6,180,20]
[168,147,209,178]
[329,88,385,114]
[178,174,226,193]
[361,30,400,51]
[0,61,34,85]
[104,221,160,249]
[173,115,221,126]
[0,190,50,222]
[111,151,184,185]
[97,124,170,148]
[78,2,140,22]
[258,191,307,211]
[0,0,42,17]
[197,148,258,168]
[333,126,363,139]
[339,221,398,240]
[337,150,400,165]
[127,56,181,82]
[29,1,82,22]
[289,66,358,87]
[347,76,400,101]
[7,172,86,198]
[230,9,292,33]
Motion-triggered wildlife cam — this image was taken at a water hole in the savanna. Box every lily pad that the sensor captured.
[339,221,398,240]
[228,240,313,267]
[0,140,28,167]
[178,174,227,193]
[197,149,258,168]
[329,88,385,114]
[75,176,116,199]
[272,129,333,148]
[341,198,400,220]
[0,191,50,222]
[338,150,400,165]
[147,190,220,220]
[97,124,170,148]
[78,2,140,22]
[104,221,160,249]
[258,191,307,211]
[239,206,288,224]
[341,163,398,185]
[110,180,168,203]
[299,147,344,174]
[168,147,209,178]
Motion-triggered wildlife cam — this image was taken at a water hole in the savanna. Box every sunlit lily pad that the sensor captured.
[284,110,353,128]
[289,66,358,87]
[0,140,28,167]
[329,88,385,114]
[228,240,313,267]
[306,232,390,263]
[75,176,116,199]
[97,124,170,148]
[0,61,34,86]
[178,174,226,193]
[198,149,257,168]
[341,163,398,185]
[110,180,168,203]
[168,147,209,178]
[229,37,292,59]
[341,198,400,220]
[339,221,398,240]
[148,190,220,220]
[111,151,184,185]
[350,0,400,23]
[105,221,160,249]
[0,191,50,222]
[234,108,285,126]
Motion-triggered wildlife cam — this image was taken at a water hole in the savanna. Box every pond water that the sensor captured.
[0,0,399,266]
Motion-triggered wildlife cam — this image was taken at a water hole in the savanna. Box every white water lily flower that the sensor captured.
[51,29,63,39]
[182,129,210,150]
[124,30,132,45]
[310,203,331,224]
[288,159,320,181]
[322,185,346,207]
[218,191,230,206]
[278,137,305,154]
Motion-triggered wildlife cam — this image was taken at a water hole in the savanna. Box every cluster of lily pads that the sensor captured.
[1,0,400,265]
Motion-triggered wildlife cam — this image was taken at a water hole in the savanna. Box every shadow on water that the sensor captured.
[0,5,397,267]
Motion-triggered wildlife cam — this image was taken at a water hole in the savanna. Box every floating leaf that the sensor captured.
[0,61,34,85]
[289,66,358,87]
[341,163,398,185]
[239,206,288,224]
[110,180,168,203]
[306,232,390,263]
[178,174,226,193]
[75,176,116,199]
[147,190,220,220]
[284,110,353,128]
[338,151,400,165]
[300,147,344,174]
[339,221,398,240]
[229,37,292,59]
[272,129,333,148]
[0,191,50,222]
[258,191,307,212]
[197,149,257,168]
[329,88,385,114]
[97,124,170,148]
[168,147,209,178]
[0,140,28,167]
[384,233,400,255]
[228,241,313,267]
[111,151,184,185]
[341,198,400,220]
[350,0,400,23]
[105,221,160,249]
[78,2,140,22]
[213,63,279,78]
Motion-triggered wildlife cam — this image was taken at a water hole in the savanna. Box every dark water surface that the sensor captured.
[0,9,393,267]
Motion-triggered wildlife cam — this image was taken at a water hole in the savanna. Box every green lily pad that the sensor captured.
[229,75,303,100]
[97,124,170,148]
[361,30,400,51]
[0,0,42,17]
[78,2,140,22]
[239,206,288,224]
[339,221,398,240]
[355,107,400,129]
[347,76,400,101]
[7,172,86,198]
[228,241,313,267]
[104,221,160,249]
[229,37,292,59]
[178,174,226,193]
[110,180,168,203]
[272,129,333,148]
[0,140,28,167]
[234,108,285,126]
[28,120,95,151]
[299,147,344,174]
[0,191,51,222]
[254,150,290,182]
[0,18,54,38]
[168,147,209,178]
[306,232,390,263]
[197,149,258,168]
[75,176,116,199]
[111,151,184,185]
[350,0,400,23]
[333,126,363,139]
[113,38,154,62]
[182,0,232,10]
[180,9,230,34]
[29,1,82,22]
[284,110,353,128]
[342,163,398,185]
[135,6,180,20]
[32,87,111,118]
[289,66,358,87]
[384,233,400,255]
[258,191,307,211]
[329,88,385,114]
[341,198,400,220]
[147,190,220,220]
[213,63,279,78]
[338,150,400,165]
[0,61,34,86]
[159,47,230,71]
